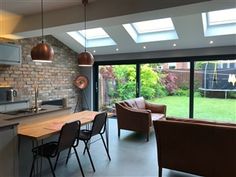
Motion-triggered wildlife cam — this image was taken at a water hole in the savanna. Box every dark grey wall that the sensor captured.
[94,46,236,62]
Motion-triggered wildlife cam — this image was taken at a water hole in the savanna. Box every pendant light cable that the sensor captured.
[83,0,87,51]
[41,0,44,43]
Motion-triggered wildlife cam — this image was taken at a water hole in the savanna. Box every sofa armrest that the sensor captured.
[145,101,166,115]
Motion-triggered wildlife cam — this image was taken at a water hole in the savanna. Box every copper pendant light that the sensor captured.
[31,0,54,62]
[78,0,94,67]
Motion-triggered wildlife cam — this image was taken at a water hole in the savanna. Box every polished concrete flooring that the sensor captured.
[41,118,201,177]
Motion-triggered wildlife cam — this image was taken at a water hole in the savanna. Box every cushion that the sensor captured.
[124,99,138,108]
[134,97,145,109]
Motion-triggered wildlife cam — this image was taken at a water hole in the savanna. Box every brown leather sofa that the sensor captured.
[115,97,166,141]
[153,117,236,177]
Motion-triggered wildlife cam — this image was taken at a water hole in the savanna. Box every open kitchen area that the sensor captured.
[0,35,85,177]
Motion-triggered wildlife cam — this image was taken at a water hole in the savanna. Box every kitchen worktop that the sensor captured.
[0,120,19,129]
[0,105,71,127]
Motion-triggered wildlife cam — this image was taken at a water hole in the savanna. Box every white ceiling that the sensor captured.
[1,0,236,55]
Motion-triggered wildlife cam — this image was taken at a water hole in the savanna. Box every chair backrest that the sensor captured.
[91,112,107,137]
[57,121,81,152]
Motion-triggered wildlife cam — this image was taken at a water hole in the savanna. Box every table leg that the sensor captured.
[31,139,43,177]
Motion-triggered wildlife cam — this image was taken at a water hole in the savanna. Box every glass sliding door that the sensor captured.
[98,64,137,112]
[140,62,190,117]
[194,60,236,123]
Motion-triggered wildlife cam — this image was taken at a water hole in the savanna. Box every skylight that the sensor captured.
[79,28,109,40]
[123,18,178,43]
[67,27,116,48]
[207,8,236,26]
[132,18,175,34]
[202,8,236,37]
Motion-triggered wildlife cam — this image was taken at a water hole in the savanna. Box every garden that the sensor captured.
[99,63,236,123]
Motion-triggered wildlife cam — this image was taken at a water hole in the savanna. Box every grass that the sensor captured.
[150,96,236,123]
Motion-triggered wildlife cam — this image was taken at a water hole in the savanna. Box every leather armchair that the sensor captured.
[115,97,166,141]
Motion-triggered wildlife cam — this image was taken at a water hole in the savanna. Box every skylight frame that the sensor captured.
[202,8,236,37]
[207,8,236,26]
[67,27,116,48]
[123,17,178,43]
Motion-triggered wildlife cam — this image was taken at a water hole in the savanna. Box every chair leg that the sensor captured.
[83,140,90,155]
[65,147,72,165]
[54,152,60,170]
[73,147,85,177]
[158,167,162,177]
[47,157,56,177]
[146,133,149,142]
[100,134,111,160]
[29,155,36,177]
[118,128,120,138]
[84,141,95,172]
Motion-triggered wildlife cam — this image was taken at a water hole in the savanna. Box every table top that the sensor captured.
[18,111,99,140]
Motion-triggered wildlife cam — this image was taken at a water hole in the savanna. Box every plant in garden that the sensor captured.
[161,72,178,95]
[141,64,168,99]
[113,65,136,100]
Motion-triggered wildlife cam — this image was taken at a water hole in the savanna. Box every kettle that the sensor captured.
[7,89,17,102]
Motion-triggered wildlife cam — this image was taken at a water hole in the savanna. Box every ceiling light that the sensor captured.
[173,43,177,47]
[78,0,94,67]
[209,40,214,44]
[31,0,54,62]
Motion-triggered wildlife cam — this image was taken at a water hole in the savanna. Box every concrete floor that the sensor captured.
[41,118,201,177]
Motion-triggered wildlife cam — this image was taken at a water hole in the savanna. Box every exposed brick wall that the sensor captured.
[0,35,81,110]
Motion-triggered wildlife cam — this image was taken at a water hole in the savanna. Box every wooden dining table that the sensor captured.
[18,111,100,141]
[17,110,110,177]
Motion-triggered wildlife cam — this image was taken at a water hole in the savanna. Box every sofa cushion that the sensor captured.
[134,97,146,109]
[124,99,138,108]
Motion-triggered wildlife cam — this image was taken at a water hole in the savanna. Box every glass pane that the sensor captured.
[132,18,174,33]
[98,64,136,112]
[208,8,236,26]
[79,28,109,40]
[140,62,190,118]
[194,60,236,123]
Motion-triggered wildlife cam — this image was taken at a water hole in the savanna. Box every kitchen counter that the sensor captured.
[0,120,19,129]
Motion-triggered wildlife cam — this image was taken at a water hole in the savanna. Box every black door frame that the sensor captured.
[93,54,236,118]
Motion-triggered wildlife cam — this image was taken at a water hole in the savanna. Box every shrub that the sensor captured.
[161,72,178,95]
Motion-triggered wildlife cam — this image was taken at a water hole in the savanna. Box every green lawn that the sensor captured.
[150,96,236,123]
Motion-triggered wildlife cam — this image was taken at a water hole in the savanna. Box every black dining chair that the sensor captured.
[66,112,111,172]
[29,121,85,177]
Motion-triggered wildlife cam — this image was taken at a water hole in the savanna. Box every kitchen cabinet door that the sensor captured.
[0,125,18,177]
